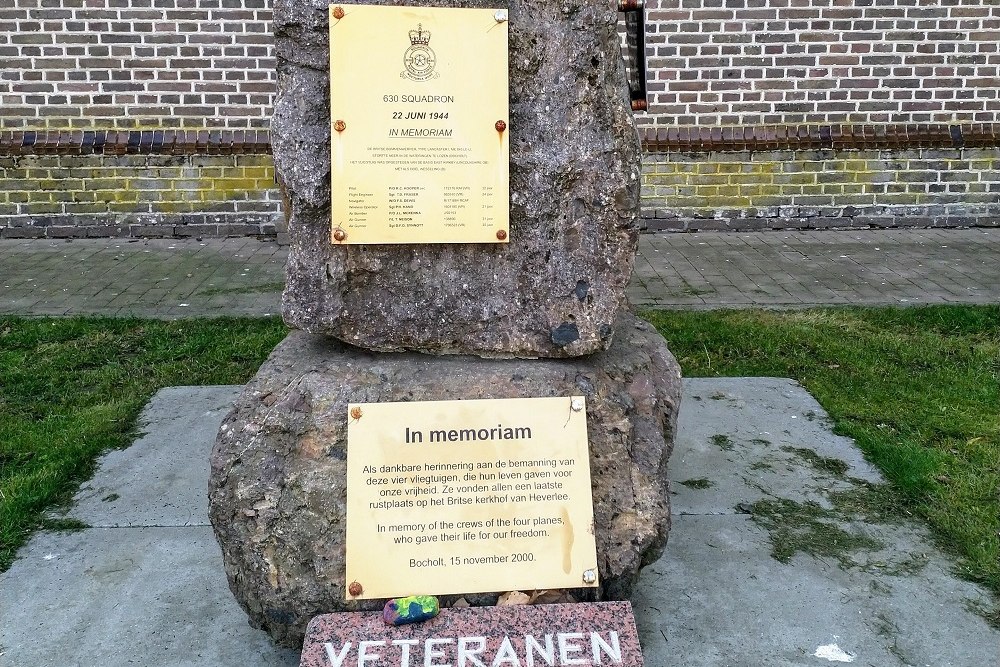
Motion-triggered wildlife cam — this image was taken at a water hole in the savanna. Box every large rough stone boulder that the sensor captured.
[209,313,681,647]
[272,0,642,358]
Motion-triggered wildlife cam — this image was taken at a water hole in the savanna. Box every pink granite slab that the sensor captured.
[300,601,643,666]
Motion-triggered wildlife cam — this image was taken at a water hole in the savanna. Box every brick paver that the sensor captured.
[1,229,998,318]
[629,228,1000,309]
[0,238,285,318]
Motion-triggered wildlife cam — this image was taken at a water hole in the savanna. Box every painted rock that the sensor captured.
[383,596,441,626]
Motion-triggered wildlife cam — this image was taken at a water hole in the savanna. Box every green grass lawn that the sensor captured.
[1,308,998,607]
[0,316,287,570]
[644,305,1000,598]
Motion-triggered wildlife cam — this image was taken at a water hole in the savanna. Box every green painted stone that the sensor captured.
[382,595,440,626]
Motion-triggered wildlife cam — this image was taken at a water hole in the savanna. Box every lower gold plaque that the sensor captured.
[329,4,510,244]
[345,397,599,600]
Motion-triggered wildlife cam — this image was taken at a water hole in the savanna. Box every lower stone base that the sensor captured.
[208,312,681,647]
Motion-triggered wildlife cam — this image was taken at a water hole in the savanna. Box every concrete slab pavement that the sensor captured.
[2,379,996,666]
[0,527,297,667]
[0,387,300,667]
[634,379,997,666]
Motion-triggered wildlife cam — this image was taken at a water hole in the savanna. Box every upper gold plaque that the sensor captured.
[329,5,510,244]
[345,396,599,600]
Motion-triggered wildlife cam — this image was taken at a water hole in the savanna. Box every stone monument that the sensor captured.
[209,0,681,648]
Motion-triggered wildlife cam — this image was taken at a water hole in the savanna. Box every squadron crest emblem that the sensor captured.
[402,24,439,81]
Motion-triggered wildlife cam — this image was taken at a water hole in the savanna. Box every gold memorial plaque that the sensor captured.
[345,397,599,600]
[329,5,510,244]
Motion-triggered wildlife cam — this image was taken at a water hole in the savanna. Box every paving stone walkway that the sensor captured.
[0,237,285,318]
[629,227,1000,309]
[1,228,998,317]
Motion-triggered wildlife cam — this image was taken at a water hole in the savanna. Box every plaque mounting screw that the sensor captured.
[334,120,346,132]
[495,120,507,133]
[332,6,345,19]
[334,228,347,242]
[582,569,597,584]
[348,581,363,596]
[496,229,507,241]
[494,9,508,22]
[571,398,584,412]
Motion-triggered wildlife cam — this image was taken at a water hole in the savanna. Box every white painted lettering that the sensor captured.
[490,637,521,667]
[590,632,622,664]
[425,637,455,666]
[557,633,587,665]
[358,640,385,667]
[323,642,351,667]
[394,639,419,667]
[458,636,488,667]
[524,635,555,667]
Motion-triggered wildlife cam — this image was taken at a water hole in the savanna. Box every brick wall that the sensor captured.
[642,148,1000,231]
[0,151,279,239]
[0,0,279,238]
[1,0,998,237]
[639,0,1000,128]
[633,0,1000,230]
[0,0,274,130]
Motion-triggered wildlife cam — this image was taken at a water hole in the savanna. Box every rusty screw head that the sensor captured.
[350,406,363,421]
[332,6,345,19]
[334,119,346,132]
[495,120,507,133]
[348,581,363,596]
[496,229,507,241]
[333,228,347,242]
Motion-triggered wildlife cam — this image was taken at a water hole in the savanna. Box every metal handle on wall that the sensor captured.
[619,0,648,112]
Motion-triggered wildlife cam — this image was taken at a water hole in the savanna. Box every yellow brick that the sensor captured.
[64,202,110,214]
[48,190,80,203]
[94,189,140,204]
[161,201,200,213]
[643,174,687,186]
[22,202,61,214]
[25,191,55,203]
[739,163,769,175]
